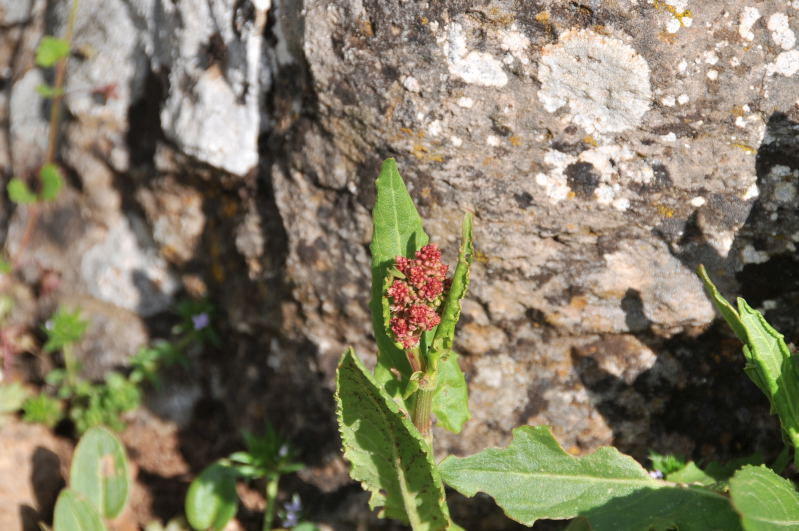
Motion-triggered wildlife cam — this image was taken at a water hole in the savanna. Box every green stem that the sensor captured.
[412,387,434,443]
[263,475,279,531]
[14,0,79,267]
[62,343,77,387]
[45,0,79,165]
[172,331,194,352]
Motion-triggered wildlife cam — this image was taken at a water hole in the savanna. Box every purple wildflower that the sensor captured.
[282,494,302,528]
[191,312,209,331]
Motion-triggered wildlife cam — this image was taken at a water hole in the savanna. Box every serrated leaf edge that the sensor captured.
[336,348,453,529]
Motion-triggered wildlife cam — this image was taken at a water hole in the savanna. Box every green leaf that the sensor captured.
[431,213,473,360]
[22,393,63,428]
[36,83,64,98]
[336,348,455,529]
[699,267,799,462]
[439,425,741,530]
[36,36,70,67]
[7,178,38,204]
[667,462,717,486]
[648,450,687,477]
[40,163,64,200]
[185,461,239,531]
[43,306,88,352]
[53,489,107,531]
[0,258,11,274]
[70,426,130,518]
[0,382,30,415]
[370,158,429,396]
[668,453,765,486]
[697,265,748,342]
[575,486,743,531]
[738,299,799,454]
[432,353,470,433]
[730,465,799,530]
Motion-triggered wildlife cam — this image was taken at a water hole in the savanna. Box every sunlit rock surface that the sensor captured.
[3,0,799,526]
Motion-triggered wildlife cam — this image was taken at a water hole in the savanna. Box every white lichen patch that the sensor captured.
[457,97,474,108]
[741,244,770,264]
[402,75,421,93]
[662,0,692,33]
[739,7,761,42]
[535,144,645,206]
[703,51,720,65]
[767,13,796,50]
[774,181,797,203]
[442,22,508,87]
[767,49,799,76]
[538,29,652,135]
[742,182,760,200]
[500,26,531,64]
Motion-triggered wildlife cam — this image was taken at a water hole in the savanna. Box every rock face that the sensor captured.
[3,0,799,523]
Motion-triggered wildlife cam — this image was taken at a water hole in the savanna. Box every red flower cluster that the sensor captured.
[387,244,449,349]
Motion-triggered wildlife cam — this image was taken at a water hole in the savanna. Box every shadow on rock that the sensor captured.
[572,112,799,466]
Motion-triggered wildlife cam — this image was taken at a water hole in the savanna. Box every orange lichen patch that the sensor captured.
[486,7,515,25]
[161,245,182,263]
[654,0,692,25]
[474,249,489,263]
[535,11,550,23]
[420,16,429,25]
[209,237,225,282]
[658,31,679,44]
[399,127,414,136]
[732,142,757,154]
[731,105,746,118]
[569,295,588,311]
[567,190,576,199]
[212,262,224,282]
[359,19,374,37]
[509,136,523,147]
[222,198,238,217]
[655,204,675,218]
[410,144,444,163]
[582,135,598,147]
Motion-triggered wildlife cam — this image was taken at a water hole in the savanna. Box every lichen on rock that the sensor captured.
[538,28,652,135]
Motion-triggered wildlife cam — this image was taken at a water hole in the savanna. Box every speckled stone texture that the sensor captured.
[273,0,799,463]
[3,0,799,523]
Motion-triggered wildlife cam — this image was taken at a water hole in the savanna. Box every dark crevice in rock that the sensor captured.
[126,67,166,171]
[572,325,781,464]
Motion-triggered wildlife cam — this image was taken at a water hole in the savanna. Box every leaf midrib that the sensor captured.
[349,358,432,529]
[445,465,732,504]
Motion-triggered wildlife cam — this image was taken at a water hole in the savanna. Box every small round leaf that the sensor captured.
[70,426,130,518]
[185,461,239,531]
[53,489,107,531]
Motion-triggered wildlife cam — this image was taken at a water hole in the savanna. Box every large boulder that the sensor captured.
[3,0,799,524]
